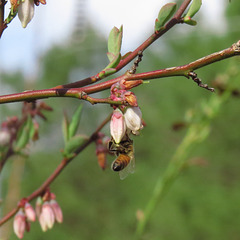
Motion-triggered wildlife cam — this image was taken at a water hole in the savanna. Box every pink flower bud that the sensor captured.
[110,94,123,102]
[24,202,36,222]
[13,210,26,239]
[110,81,126,93]
[50,200,63,223]
[39,202,55,231]
[124,107,143,134]
[18,0,35,28]
[110,109,126,144]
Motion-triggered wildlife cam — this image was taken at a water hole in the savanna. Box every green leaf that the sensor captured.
[14,116,33,152]
[185,0,202,18]
[68,105,83,139]
[183,16,197,26]
[107,25,123,62]
[62,111,69,144]
[105,53,121,69]
[63,135,86,158]
[155,3,177,31]
[155,19,164,32]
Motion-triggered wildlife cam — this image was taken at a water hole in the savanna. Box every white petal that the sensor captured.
[18,0,35,28]
[124,107,142,134]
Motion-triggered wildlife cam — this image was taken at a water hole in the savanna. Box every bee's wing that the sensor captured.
[119,156,135,180]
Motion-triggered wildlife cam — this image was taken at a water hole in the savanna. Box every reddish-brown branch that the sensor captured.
[53,77,93,89]
[125,41,240,81]
[1,41,239,104]
[0,0,7,38]
[0,80,125,104]
[0,114,111,226]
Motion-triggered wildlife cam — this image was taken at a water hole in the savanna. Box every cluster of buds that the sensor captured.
[36,192,63,232]
[13,200,36,239]
[110,80,140,109]
[10,0,46,28]
[13,191,63,239]
[95,132,111,170]
[110,80,143,144]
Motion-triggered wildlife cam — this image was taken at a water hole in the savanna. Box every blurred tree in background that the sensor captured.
[0,1,240,240]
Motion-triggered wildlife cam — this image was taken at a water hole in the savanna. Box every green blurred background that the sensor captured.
[1,1,240,239]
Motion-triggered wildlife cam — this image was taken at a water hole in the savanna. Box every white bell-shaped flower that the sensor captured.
[18,0,35,28]
[124,106,143,135]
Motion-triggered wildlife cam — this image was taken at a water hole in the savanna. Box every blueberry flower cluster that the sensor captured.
[13,191,63,239]
[13,201,36,239]
[110,80,143,144]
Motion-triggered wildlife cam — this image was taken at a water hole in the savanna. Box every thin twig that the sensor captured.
[0,86,125,105]
[188,71,215,92]
[1,41,239,104]
[126,41,240,81]
[128,51,143,74]
[52,0,192,89]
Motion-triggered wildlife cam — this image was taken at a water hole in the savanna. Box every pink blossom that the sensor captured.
[39,202,55,231]
[50,200,63,223]
[110,109,126,143]
[24,202,36,222]
[13,210,26,239]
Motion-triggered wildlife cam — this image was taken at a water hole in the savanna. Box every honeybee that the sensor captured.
[108,136,135,180]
